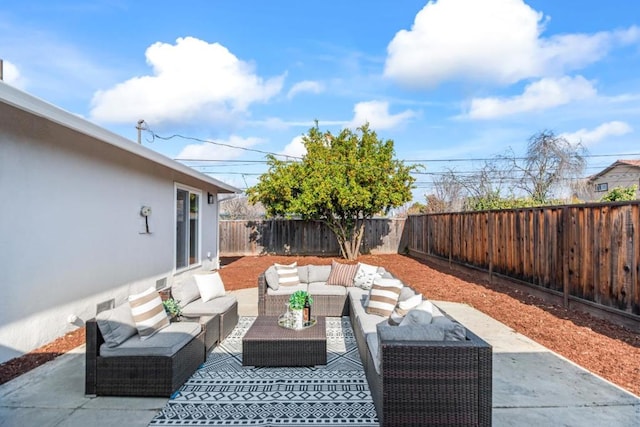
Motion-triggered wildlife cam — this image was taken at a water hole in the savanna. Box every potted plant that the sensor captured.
[288,291,313,329]
[162,298,182,321]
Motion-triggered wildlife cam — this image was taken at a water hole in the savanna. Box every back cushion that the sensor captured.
[308,265,332,283]
[171,276,201,306]
[96,304,137,348]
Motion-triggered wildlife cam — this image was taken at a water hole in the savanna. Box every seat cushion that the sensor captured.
[307,282,347,296]
[99,321,201,357]
[266,282,307,296]
[181,295,237,317]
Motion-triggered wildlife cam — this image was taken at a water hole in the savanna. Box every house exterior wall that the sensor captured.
[587,165,640,201]
[0,99,225,363]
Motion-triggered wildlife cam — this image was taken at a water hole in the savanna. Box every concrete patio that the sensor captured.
[0,287,638,426]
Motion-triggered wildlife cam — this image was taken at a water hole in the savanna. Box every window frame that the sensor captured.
[595,182,608,192]
[174,183,202,272]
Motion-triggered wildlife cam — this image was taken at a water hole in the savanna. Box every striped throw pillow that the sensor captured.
[128,287,169,340]
[365,278,404,317]
[274,262,300,286]
[326,260,359,287]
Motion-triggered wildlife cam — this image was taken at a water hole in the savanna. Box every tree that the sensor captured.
[219,196,264,219]
[247,124,416,260]
[510,130,587,202]
[600,185,638,202]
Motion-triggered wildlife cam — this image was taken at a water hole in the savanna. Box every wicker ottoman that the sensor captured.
[242,316,326,366]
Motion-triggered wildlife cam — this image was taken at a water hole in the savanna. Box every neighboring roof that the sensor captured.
[587,159,640,182]
[0,82,241,194]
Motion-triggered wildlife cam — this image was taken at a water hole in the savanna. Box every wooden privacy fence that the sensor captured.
[219,218,407,256]
[406,202,640,323]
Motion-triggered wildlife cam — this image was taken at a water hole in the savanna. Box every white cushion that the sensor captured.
[365,278,403,317]
[274,262,300,286]
[353,263,380,289]
[194,272,226,302]
[128,286,169,340]
[171,276,201,306]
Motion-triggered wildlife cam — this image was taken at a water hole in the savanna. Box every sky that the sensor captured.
[2,0,640,201]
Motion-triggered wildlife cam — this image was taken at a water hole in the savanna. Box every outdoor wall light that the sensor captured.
[208,192,215,204]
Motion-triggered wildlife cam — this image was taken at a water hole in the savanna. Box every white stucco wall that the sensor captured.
[0,91,234,363]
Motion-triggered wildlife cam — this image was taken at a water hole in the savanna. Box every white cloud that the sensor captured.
[90,37,285,124]
[560,121,632,146]
[347,100,417,130]
[384,0,640,88]
[280,135,307,159]
[176,135,264,161]
[1,60,26,89]
[466,75,597,119]
[287,80,324,99]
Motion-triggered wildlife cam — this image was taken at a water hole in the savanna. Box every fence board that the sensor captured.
[405,201,640,323]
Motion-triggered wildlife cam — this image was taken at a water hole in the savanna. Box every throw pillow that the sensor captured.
[399,308,433,327]
[274,262,300,286]
[389,293,423,325]
[352,262,380,289]
[264,265,280,290]
[326,260,359,287]
[365,277,403,317]
[96,303,137,347]
[128,286,169,340]
[431,316,467,341]
[194,272,226,302]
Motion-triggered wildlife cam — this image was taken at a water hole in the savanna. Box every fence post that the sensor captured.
[488,212,494,284]
[562,206,570,308]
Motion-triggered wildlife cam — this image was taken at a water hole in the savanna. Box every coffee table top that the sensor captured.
[243,316,326,341]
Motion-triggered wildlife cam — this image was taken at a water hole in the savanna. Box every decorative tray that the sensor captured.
[277,314,317,330]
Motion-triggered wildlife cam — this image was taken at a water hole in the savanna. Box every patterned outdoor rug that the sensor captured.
[149,316,379,426]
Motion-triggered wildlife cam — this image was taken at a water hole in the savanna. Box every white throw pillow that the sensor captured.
[352,262,380,289]
[128,286,169,340]
[194,272,226,302]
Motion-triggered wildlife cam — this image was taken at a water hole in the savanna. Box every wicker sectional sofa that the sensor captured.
[85,275,239,397]
[258,263,492,426]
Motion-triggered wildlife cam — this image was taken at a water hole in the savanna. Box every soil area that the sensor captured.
[1,254,639,398]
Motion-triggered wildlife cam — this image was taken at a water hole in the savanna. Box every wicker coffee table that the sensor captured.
[242,316,326,367]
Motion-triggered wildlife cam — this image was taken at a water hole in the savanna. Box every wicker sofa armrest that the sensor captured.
[379,328,492,426]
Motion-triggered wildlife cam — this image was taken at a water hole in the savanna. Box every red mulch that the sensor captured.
[1,254,639,398]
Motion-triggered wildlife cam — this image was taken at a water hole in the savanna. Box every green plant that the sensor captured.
[162,298,182,318]
[289,290,312,310]
[600,184,638,202]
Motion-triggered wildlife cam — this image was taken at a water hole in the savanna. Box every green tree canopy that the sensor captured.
[247,123,417,260]
[600,185,638,202]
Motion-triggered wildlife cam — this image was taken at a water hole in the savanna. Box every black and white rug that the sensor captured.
[149,316,379,426]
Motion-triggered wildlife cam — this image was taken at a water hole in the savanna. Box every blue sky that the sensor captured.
[2,0,640,199]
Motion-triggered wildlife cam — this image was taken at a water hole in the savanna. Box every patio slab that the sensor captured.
[0,289,637,426]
